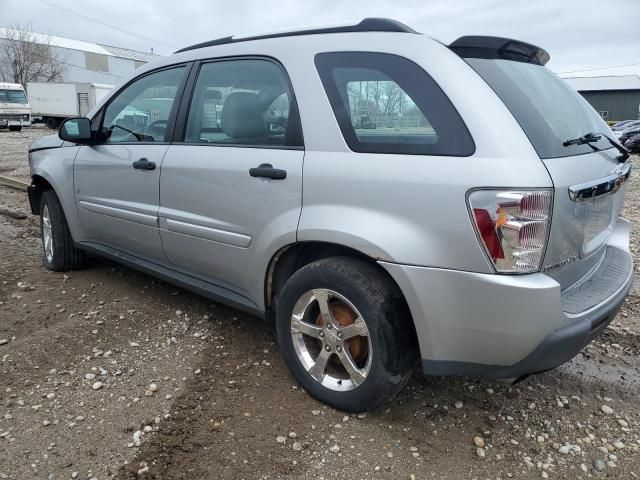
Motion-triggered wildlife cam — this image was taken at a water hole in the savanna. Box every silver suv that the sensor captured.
[27,19,633,412]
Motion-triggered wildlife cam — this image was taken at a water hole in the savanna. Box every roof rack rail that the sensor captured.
[175,18,418,53]
[449,36,550,65]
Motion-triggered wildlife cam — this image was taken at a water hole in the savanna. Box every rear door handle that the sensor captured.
[132,158,156,170]
[249,163,286,180]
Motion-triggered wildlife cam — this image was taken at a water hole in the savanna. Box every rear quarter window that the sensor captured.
[315,52,475,156]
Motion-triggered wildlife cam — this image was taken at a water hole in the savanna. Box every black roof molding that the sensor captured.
[175,18,418,53]
[450,36,550,65]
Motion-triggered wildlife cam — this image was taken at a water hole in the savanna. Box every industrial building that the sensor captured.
[563,75,640,121]
[0,27,162,85]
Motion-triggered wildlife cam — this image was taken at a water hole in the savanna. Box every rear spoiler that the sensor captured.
[450,36,550,66]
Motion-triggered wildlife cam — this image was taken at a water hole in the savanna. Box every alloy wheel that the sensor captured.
[290,288,372,391]
[42,205,54,263]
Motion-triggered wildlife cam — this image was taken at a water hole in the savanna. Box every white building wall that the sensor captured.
[54,46,137,85]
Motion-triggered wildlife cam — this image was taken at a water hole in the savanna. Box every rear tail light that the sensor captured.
[468,190,552,273]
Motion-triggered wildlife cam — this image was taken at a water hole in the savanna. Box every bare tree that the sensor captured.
[379,82,404,115]
[0,23,66,86]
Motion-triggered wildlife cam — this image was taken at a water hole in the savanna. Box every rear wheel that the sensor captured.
[40,190,86,271]
[8,125,21,132]
[275,257,417,412]
[45,117,59,130]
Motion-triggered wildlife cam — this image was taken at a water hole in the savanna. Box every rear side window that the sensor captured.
[184,59,303,147]
[315,52,474,156]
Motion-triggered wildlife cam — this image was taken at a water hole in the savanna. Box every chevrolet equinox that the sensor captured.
[27,18,633,412]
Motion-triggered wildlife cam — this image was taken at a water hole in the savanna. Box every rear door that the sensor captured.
[541,152,629,288]
[159,58,304,301]
[463,57,630,288]
[74,65,188,262]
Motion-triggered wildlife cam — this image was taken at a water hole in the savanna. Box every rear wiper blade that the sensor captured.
[563,131,629,162]
[562,132,601,146]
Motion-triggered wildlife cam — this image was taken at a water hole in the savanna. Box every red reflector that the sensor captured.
[473,208,504,260]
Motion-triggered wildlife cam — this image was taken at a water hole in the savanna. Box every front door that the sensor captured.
[159,58,304,302]
[74,66,187,262]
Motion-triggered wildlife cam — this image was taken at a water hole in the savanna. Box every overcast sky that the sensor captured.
[3,0,639,77]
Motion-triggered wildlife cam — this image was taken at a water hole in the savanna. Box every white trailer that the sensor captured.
[27,82,113,129]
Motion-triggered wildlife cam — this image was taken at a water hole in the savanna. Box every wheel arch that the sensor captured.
[29,145,83,242]
[28,174,55,215]
[265,241,418,346]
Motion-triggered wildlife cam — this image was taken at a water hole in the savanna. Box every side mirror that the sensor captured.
[59,117,93,145]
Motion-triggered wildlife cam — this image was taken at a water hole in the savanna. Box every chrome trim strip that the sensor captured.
[568,162,631,202]
[165,218,252,248]
[79,200,158,227]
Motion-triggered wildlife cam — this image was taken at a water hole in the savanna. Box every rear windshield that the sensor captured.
[0,89,28,104]
[465,59,612,159]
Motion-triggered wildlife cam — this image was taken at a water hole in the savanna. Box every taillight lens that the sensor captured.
[468,190,552,273]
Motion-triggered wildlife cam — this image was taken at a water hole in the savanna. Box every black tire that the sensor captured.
[8,125,21,132]
[275,257,417,412]
[45,117,59,130]
[40,190,86,271]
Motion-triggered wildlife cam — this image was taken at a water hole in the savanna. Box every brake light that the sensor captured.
[472,208,504,260]
[468,190,552,273]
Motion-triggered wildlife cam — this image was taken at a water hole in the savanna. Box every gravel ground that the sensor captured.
[0,127,639,479]
[0,125,47,182]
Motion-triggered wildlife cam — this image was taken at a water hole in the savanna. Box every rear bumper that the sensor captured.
[420,260,630,379]
[380,218,633,379]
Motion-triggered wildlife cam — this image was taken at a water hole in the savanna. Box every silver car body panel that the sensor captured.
[74,144,169,263]
[158,145,304,303]
[382,218,632,367]
[29,141,82,240]
[541,150,629,290]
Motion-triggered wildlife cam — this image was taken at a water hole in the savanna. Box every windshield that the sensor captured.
[0,89,28,104]
[465,58,611,159]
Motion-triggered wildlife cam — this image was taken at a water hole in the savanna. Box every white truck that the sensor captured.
[27,82,113,129]
[0,82,32,131]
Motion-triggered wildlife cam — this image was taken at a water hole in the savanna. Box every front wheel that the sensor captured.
[40,190,86,271]
[275,257,417,412]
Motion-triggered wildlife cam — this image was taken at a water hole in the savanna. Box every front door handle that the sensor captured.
[132,158,156,170]
[249,163,286,180]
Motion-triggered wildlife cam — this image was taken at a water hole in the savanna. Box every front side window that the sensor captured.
[102,66,185,143]
[184,59,302,147]
[315,52,474,156]
[0,89,28,104]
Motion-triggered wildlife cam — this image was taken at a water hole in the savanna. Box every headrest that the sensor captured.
[221,92,265,138]
[203,89,222,100]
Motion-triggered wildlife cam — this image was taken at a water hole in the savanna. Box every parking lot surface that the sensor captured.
[1,126,639,479]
